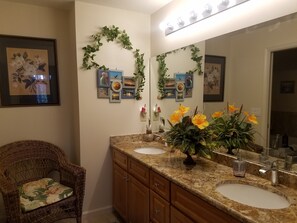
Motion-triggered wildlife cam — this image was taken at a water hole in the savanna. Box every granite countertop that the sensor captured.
[110,135,297,223]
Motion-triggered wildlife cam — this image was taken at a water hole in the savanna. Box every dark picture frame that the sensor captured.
[203,55,226,102]
[0,35,59,107]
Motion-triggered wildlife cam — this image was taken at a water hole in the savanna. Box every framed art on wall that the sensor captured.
[203,55,226,102]
[0,35,60,107]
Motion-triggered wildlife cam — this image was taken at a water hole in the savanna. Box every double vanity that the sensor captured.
[111,134,297,223]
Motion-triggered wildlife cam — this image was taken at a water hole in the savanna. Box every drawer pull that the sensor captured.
[154,209,161,215]
[154,182,159,188]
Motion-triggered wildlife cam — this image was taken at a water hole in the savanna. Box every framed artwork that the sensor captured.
[280,81,295,94]
[122,88,135,99]
[203,55,225,102]
[0,35,59,107]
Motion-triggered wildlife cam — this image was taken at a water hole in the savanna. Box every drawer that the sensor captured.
[150,190,170,223]
[171,183,241,223]
[128,157,150,186]
[170,206,194,223]
[150,170,170,201]
[113,148,128,170]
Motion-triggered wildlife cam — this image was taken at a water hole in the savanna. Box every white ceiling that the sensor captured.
[1,0,173,13]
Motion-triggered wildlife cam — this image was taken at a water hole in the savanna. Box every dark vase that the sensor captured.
[227,146,236,155]
[183,151,196,166]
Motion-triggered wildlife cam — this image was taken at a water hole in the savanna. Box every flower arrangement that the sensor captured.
[211,103,258,155]
[165,105,214,163]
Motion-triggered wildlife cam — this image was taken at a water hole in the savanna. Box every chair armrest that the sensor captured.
[59,162,86,195]
[0,174,21,219]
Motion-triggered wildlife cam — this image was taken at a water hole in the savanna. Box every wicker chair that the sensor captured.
[0,140,86,223]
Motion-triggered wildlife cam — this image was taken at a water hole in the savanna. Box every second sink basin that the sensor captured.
[216,182,290,209]
[134,147,166,155]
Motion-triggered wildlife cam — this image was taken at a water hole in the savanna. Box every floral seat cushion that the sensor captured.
[18,178,73,212]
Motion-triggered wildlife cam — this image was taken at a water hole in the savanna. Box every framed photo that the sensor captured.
[122,88,135,99]
[123,76,136,88]
[185,73,193,88]
[175,73,186,82]
[203,55,225,102]
[185,88,193,98]
[110,91,121,103]
[280,81,295,94]
[176,90,184,102]
[97,87,109,98]
[164,89,175,98]
[97,69,109,87]
[0,35,59,107]
[164,78,176,89]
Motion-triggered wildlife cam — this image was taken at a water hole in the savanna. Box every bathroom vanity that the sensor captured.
[111,134,297,223]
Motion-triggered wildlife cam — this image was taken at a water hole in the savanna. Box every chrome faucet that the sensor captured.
[259,160,279,186]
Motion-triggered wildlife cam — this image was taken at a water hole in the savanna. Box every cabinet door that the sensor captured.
[171,206,194,223]
[129,175,150,223]
[113,163,128,221]
[150,190,170,223]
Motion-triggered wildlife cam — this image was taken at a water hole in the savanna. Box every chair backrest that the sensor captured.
[0,140,68,185]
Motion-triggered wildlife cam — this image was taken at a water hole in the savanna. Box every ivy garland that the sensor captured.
[82,25,145,100]
[156,44,203,99]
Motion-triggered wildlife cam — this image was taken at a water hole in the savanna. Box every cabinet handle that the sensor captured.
[123,175,129,182]
[154,209,160,215]
[154,182,159,188]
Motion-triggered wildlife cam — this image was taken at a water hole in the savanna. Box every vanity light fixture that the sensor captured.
[165,0,250,36]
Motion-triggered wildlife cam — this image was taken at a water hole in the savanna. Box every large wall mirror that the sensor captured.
[150,12,297,173]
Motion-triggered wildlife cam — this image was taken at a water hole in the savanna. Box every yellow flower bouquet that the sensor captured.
[211,103,258,155]
[165,105,215,165]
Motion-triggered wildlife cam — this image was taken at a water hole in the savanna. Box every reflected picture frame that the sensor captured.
[203,55,225,102]
[0,35,60,107]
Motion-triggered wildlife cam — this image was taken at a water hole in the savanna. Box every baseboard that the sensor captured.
[82,206,120,223]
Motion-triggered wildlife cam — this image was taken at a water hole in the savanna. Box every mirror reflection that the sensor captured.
[150,12,297,174]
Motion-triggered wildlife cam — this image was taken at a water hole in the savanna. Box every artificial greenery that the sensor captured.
[210,103,258,155]
[82,25,145,100]
[156,44,203,99]
[165,105,214,159]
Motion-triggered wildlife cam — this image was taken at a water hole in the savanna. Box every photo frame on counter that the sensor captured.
[203,55,225,102]
[0,35,59,107]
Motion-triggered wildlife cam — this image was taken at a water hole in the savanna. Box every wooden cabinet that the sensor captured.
[113,149,150,223]
[113,148,241,223]
[150,190,170,223]
[129,175,150,223]
[171,183,241,223]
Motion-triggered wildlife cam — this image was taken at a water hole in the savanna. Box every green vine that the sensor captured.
[156,44,203,99]
[82,25,145,100]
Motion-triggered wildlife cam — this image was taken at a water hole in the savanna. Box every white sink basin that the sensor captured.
[134,147,166,155]
[216,182,290,209]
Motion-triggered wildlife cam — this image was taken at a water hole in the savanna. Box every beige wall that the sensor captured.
[74,1,150,213]
[0,1,76,161]
[0,0,297,219]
